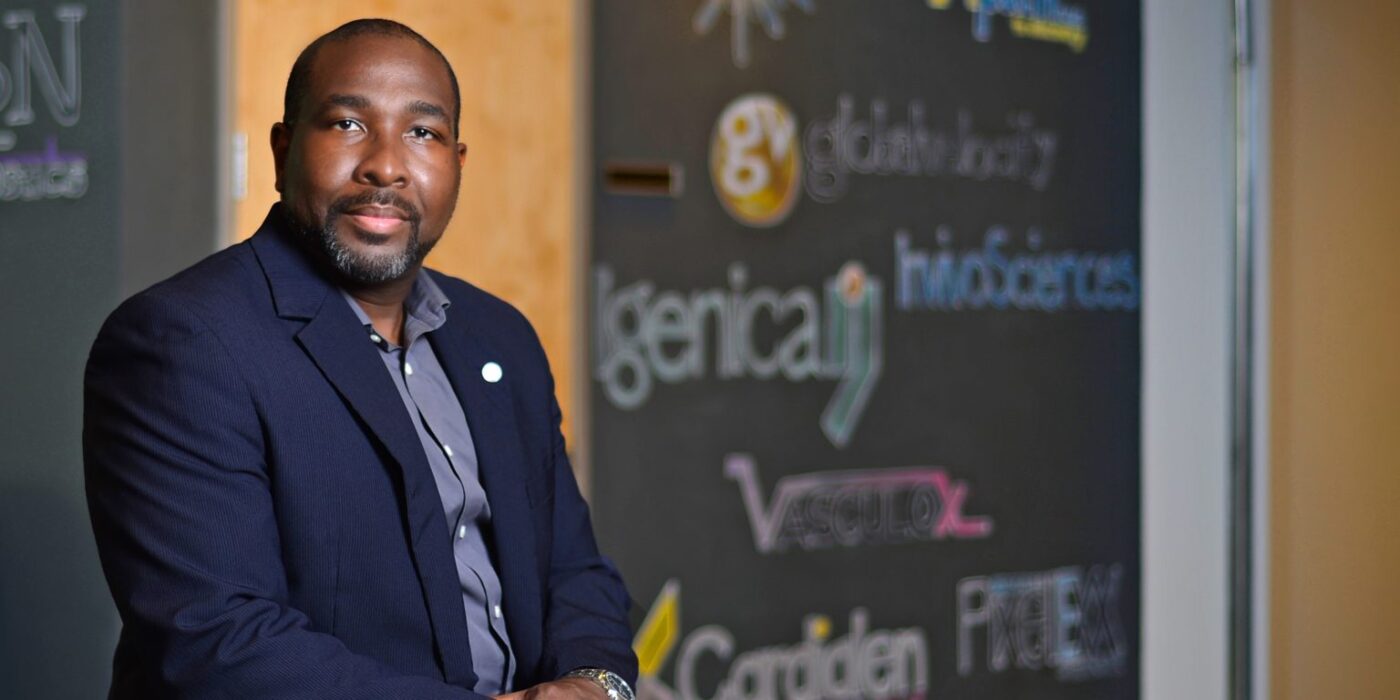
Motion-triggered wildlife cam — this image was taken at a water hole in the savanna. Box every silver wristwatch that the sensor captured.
[564,667,635,700]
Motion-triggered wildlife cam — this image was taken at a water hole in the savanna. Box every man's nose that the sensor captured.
[354,136,409,188]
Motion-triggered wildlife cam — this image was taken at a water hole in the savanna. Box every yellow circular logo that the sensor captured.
[709,94,801,228]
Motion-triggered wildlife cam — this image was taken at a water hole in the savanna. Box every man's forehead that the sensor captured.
[304,34,453,98]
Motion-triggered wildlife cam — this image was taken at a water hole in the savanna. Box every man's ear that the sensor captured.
[456,141,467,168]
[271,123,291,193]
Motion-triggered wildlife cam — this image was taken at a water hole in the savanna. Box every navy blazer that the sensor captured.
[83,208,637,698]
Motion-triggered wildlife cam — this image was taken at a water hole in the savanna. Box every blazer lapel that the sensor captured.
[248,208,476,687]
[429,314,545,680]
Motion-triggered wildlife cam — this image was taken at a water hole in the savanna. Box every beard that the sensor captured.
[300,191,433,285]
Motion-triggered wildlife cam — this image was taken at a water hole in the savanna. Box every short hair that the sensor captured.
[282,19,461,138]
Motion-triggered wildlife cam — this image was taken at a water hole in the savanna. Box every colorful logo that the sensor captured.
[926,0,1089,52]
[632,580,930,700]
[709,93,802,228]
[693,0,815,69]
[725,454,994,553]
[593,260,882,448]
[633,579,682,683]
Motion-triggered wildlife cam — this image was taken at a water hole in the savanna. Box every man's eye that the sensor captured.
[409,127,437,141]
[333,119,361,131]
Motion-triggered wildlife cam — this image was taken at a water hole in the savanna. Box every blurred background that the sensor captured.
[0,1,1396,698]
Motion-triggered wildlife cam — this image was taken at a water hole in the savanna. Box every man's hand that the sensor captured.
[494,678,607,700]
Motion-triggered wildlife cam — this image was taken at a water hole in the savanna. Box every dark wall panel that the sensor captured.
[0,5,124,696]
[0,2,221,696]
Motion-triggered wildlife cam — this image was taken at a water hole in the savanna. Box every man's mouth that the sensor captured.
[345,206,411,235]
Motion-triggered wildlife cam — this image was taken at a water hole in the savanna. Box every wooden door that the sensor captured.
[231,0,586,456]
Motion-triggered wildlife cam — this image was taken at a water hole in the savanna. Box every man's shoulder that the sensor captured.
[100,241,268,338]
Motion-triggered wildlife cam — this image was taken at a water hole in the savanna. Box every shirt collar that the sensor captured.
[340,269,452,350]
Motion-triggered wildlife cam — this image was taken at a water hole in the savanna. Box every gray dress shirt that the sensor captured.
[342,274,516,695]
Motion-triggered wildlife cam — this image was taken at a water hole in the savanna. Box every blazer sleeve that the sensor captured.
[532,341,640,688]
[83,292,485,700]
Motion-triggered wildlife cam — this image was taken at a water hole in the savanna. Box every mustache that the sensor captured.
[328,190,421,223]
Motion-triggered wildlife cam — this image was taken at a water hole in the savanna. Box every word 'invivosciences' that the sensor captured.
[896,227,1139,312]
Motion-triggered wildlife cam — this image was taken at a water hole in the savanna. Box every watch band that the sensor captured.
[563,667,635,700]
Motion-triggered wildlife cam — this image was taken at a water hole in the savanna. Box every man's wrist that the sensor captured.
[562,667,634,700]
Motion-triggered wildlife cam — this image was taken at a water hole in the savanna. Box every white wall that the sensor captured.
[1142,1,1236,699]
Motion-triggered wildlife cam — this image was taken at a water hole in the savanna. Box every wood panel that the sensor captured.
[232,0,583,448]
[1269,2,1400,698]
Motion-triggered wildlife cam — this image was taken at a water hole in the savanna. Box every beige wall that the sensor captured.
[232,0,583,446]
[1269,2,1400,698]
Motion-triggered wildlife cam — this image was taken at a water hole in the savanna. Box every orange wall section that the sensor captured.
[1269,2,1400,698]
[232,1,583,450]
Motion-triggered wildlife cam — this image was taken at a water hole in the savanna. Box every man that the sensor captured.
[83,19,636,699]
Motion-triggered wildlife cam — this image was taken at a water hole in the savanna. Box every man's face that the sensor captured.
[273,35,466,285]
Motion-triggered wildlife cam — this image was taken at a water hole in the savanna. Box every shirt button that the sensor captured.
[456,524,467,540]
[443,444,453,457]
[493,604,503,619]
[369,333,382,344]
[404,362,414,376]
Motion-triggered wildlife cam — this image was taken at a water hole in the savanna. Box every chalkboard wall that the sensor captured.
[590,2,1141,699]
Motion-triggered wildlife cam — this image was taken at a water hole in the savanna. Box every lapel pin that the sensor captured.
[481,361,503,383]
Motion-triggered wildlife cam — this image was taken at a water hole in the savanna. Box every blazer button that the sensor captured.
[482,362,503,383]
